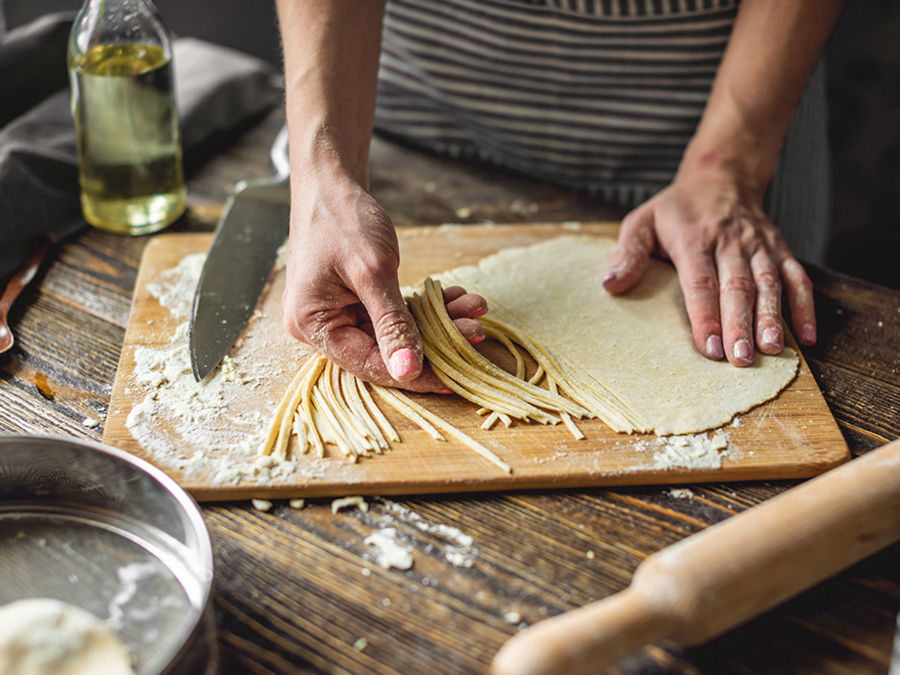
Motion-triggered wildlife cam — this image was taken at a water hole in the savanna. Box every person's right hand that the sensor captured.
[282,173,486,392]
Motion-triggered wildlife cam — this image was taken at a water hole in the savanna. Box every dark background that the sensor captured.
[4,0,898,289]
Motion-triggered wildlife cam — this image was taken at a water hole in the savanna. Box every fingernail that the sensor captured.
[433,388,453,395]
[733,338,754,363]
[602,266,622,287]
[761,327,783,351]
[705,335,724,360]
[468,334,485,344]
[470,308,488,319]
[800,322,817,345]
[389,348,419,380]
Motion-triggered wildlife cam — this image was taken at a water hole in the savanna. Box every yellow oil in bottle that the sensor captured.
[69,43,185,235]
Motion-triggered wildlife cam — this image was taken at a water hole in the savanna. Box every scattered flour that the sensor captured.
[145,254,204,318]
[364,529,414,570]
[346,499,480,571]
[503,611,522,624]
[81,416,100,429]
[380,500,478,568]
[645,429,731,470]
[124,252,324,488]
[533,450,569,465]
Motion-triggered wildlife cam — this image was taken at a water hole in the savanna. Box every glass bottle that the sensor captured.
[68,0,186,235]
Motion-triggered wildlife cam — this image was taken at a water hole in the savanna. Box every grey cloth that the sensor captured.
[766,58,831,265]
[0,12,284,286]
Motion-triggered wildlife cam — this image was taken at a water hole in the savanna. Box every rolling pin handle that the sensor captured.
[492,438,900,674]
[491,587,677,675]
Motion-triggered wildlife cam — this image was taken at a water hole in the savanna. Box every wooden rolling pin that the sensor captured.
[493,438,900,675]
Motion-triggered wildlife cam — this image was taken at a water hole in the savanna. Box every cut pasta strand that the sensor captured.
[257,275,604,472]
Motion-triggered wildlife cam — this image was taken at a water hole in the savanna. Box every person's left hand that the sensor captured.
[601,163,816,367]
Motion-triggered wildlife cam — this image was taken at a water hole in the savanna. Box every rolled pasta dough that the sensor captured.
[440,235,799,435]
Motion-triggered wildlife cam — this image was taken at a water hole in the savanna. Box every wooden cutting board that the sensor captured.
[103,223,849,501]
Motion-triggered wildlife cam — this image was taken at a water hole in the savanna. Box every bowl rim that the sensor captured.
[0,433,215,674]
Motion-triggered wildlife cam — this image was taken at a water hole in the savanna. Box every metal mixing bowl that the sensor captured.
[0,435,216,674]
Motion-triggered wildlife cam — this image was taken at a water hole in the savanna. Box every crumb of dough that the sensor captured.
[331,496,368,514]
[289,498,306,509]
[251,499,273,512]
[668,487,695,499]
[503,611,522,624]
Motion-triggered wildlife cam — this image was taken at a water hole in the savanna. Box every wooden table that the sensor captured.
[2,110,898,674]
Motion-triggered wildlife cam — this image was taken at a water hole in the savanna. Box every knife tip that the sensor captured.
[190,350,213,383]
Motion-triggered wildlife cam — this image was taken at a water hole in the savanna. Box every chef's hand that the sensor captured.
[602,163,816,367]
[282,174,487,392]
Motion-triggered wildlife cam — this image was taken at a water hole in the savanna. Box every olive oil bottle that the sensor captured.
[68,0,185,235]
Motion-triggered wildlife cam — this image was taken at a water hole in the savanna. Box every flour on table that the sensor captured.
[377,500,479,569]
[364,528,414,570]
[645,429,732,470]
[343,499,479,570]
[144,253,204,318]
[125,252,313,487]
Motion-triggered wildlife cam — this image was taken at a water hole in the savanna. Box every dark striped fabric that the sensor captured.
[375,0,739,207]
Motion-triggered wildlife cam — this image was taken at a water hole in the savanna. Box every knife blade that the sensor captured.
[189,125,290,381]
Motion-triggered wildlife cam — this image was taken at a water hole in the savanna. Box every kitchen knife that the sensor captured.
[190,125,290,381]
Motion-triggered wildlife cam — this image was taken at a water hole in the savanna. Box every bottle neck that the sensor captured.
[70,0,171,58]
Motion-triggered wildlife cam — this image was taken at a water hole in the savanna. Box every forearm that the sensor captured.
[275,0,386,190]
[681,0,844,194]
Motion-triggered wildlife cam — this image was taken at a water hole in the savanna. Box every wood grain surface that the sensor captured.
[103,225,848,500]
[1,110,898,674]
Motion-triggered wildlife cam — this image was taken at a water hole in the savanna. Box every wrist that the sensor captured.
[287,118,370,190]
[677,137,772,202]
[678,97,784,198]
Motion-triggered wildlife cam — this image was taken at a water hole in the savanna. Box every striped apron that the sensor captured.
[375,0,830,263]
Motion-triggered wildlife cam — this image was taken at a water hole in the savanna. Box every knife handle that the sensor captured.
[492,438,900,675]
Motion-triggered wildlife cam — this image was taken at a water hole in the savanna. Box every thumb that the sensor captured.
[357,279,423,382]
[603,204,656,295]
